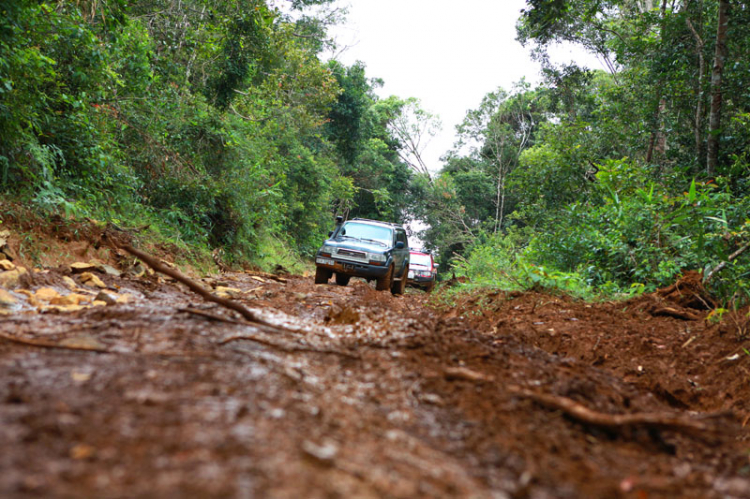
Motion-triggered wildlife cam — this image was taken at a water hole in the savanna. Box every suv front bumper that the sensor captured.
[407,270,435,287]
[315,257,391,278]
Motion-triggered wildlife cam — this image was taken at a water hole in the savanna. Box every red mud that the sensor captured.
[1,242,750,497]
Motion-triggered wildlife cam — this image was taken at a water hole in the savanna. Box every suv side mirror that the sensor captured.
[395,241,405,249]
[328,231,333,237]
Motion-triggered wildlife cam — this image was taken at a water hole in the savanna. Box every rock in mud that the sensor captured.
[79,272,107,288]
[301,440,339,465]
[98,264,122,277]
[0,267,27,289]
[94,291,117,305]
[327,305,360,325]
[44,304,87,313]
[0,230,17,261]
[35,287,60,301]
[116,293,133,304]
[0,288,18,309]
[51,293,90,306]
[70,262,98,273]
[128,263,146,278]
[62,276,78,290]
[215,286,242,298]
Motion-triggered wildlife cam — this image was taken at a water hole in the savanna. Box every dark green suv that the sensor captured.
[314,217,410,295]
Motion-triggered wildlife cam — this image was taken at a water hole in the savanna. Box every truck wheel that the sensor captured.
[335,273,351,286]
[425,281,435,293]
[391,274,407,295]
[375,266,393,291]
[391,277,406,295]
[315,267,331,284]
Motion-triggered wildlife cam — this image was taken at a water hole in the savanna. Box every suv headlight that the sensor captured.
[368,252,387,262]
[320,245,335,255]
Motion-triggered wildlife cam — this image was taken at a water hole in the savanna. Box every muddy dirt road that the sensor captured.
[2,262,750,498]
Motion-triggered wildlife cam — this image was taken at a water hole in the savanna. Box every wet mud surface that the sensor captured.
[2,265,750,498]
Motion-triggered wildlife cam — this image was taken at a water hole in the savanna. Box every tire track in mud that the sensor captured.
[1,271,749,498]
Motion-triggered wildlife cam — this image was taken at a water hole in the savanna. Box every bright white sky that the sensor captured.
[324,0,604,173]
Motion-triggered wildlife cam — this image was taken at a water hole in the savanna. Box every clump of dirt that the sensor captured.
[655,270,716,309]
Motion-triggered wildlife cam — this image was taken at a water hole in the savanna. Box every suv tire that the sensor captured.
[375,265,393,291]
[425,281,435,293]
[335,273,351,286]
[391,274,406,295]
[315,267,331,284]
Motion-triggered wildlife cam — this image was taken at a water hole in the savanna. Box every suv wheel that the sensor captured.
[335,273,351,286]
[425,281,435,293]
[314,267,331,284]
[391,273,407,295]
[375,265,393,291]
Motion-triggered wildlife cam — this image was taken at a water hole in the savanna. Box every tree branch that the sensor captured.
[704,241,750,284]
[0,331,109,353]
[117,243,286,331]
[509,386,720,437]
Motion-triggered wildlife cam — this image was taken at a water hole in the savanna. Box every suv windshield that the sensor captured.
[410,253,432,266]
[340,222,392,246]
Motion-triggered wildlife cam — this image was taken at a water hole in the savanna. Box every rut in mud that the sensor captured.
[2,257,750,498]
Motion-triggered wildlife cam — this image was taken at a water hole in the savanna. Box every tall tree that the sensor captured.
[685,0,707,166]
[456,87,539,234]
[706,0,730,175]
[383,97,441,179]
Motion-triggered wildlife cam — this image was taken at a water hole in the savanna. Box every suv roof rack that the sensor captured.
[349,217,402,228]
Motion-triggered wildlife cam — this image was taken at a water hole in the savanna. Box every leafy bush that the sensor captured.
[449,232,597,299]
[454,169,750,304]
[1,0,420,271]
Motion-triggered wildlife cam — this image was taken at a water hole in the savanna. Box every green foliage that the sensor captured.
[419,1,750,306]
[206,1,273,109]
[511,106,750,301]
[325,61,371,164]
[449,158,750,302]
[0,0,420,270]
[449,232,597,299]
[322,71,416,223]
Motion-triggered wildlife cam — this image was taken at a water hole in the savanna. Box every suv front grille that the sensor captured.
[336,248,367,262]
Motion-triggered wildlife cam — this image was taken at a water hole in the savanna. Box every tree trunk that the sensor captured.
[494,168,502,235]
[492,132,508,235]
[706,0,730,176]
[647,97,668,163]
[498,175,506,234]
[637,0,657,12]
[645,0,670,164]
[654,98,668,157]
[686,14,706,168]
[494,167,507,235]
